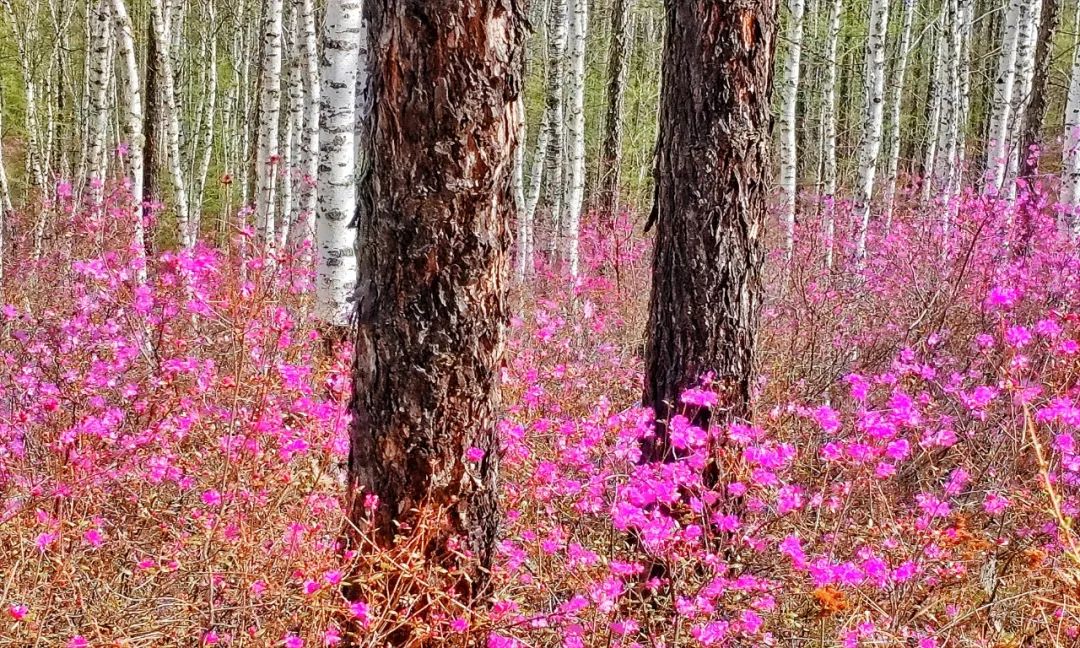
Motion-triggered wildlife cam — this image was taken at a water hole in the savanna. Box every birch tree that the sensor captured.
[190,1,218,229]
[291,0,320,248]
[563,0,588,277]
[984,0,1022,194]
[1020,0,1060,176]
[150,0,191,246]
[542,0,568,254]
[882,0,914,229]
[255,0,286,253]
[281,0,303,246]
[921,18,944,203]
[937,0,963,211]
[1005,0,1040,196]
[1061,1,1080,219]
[854,0,890,261]
[779,0,805,261]
[84,0,113,204]
[315,0,363,327]
[821,0,842,268]
[110,0,146,279]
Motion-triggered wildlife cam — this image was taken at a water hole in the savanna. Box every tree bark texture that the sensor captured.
[642,0,776,460]
[348,0,526,611]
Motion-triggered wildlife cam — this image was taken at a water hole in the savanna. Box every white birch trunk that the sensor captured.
[985,0,1023,194]
[280,0,302,249]
[882,0,914,231]
[854,0,890,261]
[150,0,191,247]
[255,0,286,254]
[936,0,962,212]
[110,0,146,281]
[921,18,945,203]
[315,0,364,327]
[192,1,218,231]
[521,109,549,280]
[563,0,587,277]
[85,0,113,204]
[290,0,320,248]
[1005,0,1040,198]
[779,0,806,261]
[956,0,973,190]
[513,91,530,280]
[821,0,842,268]
[1062,0,1080,226]
[543,0,568,256]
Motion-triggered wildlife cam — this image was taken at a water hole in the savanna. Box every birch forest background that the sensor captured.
[4,0,1080,646]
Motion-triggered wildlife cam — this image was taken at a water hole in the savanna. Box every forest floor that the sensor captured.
[2,187,1080,646]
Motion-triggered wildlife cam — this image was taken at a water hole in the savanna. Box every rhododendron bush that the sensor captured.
[3,184,1080,646]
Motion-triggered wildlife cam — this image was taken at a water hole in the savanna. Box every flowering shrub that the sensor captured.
[2,179,1080,646]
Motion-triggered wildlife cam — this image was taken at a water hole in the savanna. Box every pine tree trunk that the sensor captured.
[255,0,285,253]
[348,0,525,626]
[642,0,775,459]
[854,0,890,260]
[598,0,634,216]
[563,0,587,276]
[1020,0,1058,176]
[779,0,805,261]
[315,0,363,328]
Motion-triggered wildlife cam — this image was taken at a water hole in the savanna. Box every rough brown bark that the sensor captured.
[642,0,776,461]
[1020,0,1060,177]
[347,0,525,617]
[598,0,634,216]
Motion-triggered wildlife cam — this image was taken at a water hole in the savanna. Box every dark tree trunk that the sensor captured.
[642,0,776,461]
[347,0,525,620]
[142,11,160,254]
[598,0,634,216]
[1020,0,1061,177]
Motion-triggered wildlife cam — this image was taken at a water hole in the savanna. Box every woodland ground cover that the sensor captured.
[2,180,1080,647]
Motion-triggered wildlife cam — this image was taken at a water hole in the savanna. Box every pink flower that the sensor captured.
[680,387,719,408]
[466,447,486,462]
[83,528,104,547]
[349,601,371,627]
[68,637,88,648]
[983,492,1010,515]
[450,617,470,632]
[283,634,304,648]
[9,604,28,621]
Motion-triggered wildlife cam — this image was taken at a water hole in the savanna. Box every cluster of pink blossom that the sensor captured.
[2,178,1080,646]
